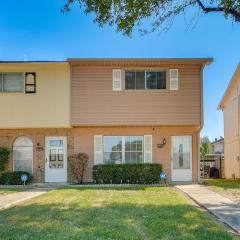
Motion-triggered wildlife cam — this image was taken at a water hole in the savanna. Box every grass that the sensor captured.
[203,179,240,201]
[0,188,22,195]
[0,186,237,240]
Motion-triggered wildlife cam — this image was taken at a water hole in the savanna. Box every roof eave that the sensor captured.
[67,57,213,65]
[218,63,240,110]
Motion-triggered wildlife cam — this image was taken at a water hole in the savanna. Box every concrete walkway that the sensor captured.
[0,188,52,210]
[176,184,240,234]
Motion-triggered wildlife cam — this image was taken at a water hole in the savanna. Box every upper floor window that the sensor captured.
[125,70,166,90]
[0,73,24,93]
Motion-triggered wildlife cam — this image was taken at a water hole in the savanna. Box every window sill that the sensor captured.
[123,89,170,93]
[0,92,25,95]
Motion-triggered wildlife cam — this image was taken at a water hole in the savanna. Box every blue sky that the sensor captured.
[0,1,239,141]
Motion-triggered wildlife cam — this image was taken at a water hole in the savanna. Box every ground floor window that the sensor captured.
[13,136,33,174]
[103,136,144,164]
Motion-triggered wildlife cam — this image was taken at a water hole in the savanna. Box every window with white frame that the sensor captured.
[103,136,144,164]
[125,70,166,90]
[13,136,33,174]
[125,136,143,164]
[0,73,24,93]
[103,136,122,164]
[125,71,145,90]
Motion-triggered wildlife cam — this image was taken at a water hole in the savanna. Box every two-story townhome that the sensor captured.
[218,64,240,179]
[0,61,72,182]
[0,58,212,183]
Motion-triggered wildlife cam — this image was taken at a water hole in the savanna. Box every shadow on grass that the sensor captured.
[0,201,235,240]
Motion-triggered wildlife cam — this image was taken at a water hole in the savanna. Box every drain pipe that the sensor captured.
[198,64,205,183]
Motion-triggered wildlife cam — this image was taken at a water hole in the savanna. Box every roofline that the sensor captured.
[218,63,240,110]
[0,58,214,65]
[0,61,67,63]
[67,58,213,65]
[211,139,224,144]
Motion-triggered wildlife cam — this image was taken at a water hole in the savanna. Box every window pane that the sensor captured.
[131,142,137,151]
[179,144,184,167]
[125,137,131,151]
[136,71,145,89]
[103,136,122,164]
[125,152,131,163]
[173,138,191,169]
[3,73,24,92]
[103,136,122,152]
[125,71,135,89]
[125,136,143,164]
[157,72,166,89]
[137,140,143,151]
[49,140,63,147]
[137,152,144,163]
[131,152,137,163]
[14,160,32,173]
[146,72,157,89]
[13,137,33,174]
[104,152,122,164]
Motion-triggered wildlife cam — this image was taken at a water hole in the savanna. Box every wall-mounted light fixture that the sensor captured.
[157,138,167,148]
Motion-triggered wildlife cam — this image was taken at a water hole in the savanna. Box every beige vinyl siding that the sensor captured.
[0,63,70,128]
[223,86,240,178]
[224,90,238,140]
[71,64,202,126]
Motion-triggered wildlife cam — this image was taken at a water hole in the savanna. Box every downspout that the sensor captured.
[198,64,204,182]
[238,85,240,178]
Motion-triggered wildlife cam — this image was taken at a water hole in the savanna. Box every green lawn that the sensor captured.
[203,179,240,201]
[0,188,22,195]
[0,187,237,240]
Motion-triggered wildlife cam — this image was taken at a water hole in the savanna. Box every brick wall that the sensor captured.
[73,126,199,183]
[0,126,200,183]
[0,128,73,182]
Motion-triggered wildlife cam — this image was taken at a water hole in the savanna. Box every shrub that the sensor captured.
[0,171,33,185]
[92,164,162,184]
[0,147,10,171]
[68,153,88,184]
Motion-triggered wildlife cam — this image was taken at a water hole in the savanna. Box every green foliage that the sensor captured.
[92,164,162,184]
[0,147,10,171]
[200,136,212,159]
[0,171,33,185]
[64,0,240,35]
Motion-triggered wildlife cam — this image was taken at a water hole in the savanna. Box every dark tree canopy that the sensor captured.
[63,0,240,35]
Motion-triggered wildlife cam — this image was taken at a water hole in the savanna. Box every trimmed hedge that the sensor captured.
[92,164,162,184]
[0,171,33,185]
[0,147,10,171]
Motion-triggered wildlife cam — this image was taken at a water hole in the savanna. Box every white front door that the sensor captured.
[45,136,67,183]
[171,136,192,182]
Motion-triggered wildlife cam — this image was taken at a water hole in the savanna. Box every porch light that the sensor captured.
[157,138,167,148]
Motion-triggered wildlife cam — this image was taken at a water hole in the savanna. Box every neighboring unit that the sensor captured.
[0,58,212,183]
[0,62,71,183]
[212,137,224,154]
[219,64,240,179]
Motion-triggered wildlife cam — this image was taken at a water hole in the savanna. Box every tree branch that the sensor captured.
[195,0,240,21]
